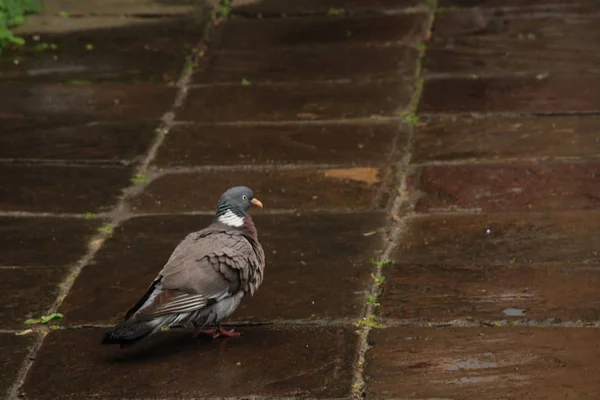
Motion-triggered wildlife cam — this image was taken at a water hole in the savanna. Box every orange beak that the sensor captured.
[251,198,263,209]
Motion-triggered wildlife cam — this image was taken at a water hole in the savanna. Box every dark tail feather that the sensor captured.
[101,319,161,348]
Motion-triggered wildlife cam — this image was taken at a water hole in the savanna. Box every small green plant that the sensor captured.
[98,224,114,234]
[214,0,232,19]
[366,294,379,307]
[358,315,383,328]
[371,272,385,285]
[369,257,393,268]
[328,7,346,16]
[241,78,251,86]
[131,173,149,185]
[24,312,63,325]
[82,212,96,220]
[0,0,41,53]
[58,10,69,18]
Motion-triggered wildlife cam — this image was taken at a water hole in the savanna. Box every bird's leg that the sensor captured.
[216,325,241,338]
[192,322,218,338]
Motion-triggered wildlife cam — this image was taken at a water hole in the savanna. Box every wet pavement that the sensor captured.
[2,0,600,399]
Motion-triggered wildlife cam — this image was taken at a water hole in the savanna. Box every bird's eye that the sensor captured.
[242,195,248,200]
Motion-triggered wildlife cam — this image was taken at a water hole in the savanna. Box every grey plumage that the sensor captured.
[102,186,265,347]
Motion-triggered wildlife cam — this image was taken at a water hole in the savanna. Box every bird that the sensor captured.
[101,186,265,348]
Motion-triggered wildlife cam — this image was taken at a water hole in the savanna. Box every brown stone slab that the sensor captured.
[425,11,600,75]
[60,212,385,324]
[129,168,390,213]
[0,164,132,213]
[154,122,405,167]
[0,217,100,267]
[366,327,600,399]
[211,13,430,50]
[0,17,203,83]
[418,76,600,114]
[1,266,69,329]
[413,162,600,213]
[0,83,176,120]
[0,119,155,161]
[412,116,600,163]
[22,326,357,399]
[0,333,36,400]
[380,263,600,322]
[195,45,419,83]
[233,0,421,14]
[438,0,597,8]
[395,211,600,265]
[180,80,414,122]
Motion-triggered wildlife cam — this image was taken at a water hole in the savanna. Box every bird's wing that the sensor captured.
[128,227,261,320]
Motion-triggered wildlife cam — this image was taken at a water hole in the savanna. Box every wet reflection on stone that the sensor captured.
[366,327,600,399]
[425,8,600,75]
[413,162,600,213]
[0,164,132,213]
[195,46,419,83]
[23,327,357,398]
[154,122,406,167]
[60,213,385,325]
[180,80,415,122]
[0,217,100,267]
[380,263,600,322]
[0,333,37,400]
[0,266,69,329]
[0,83,175,120]
[232,0,420,14]
[129,168,390,213]
[419,76,600,114]
[412,116,600,163]
[211,13,430,50]
[0,18,204,83]
[0,119,156,161]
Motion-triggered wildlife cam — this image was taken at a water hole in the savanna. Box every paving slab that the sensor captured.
[0,164,132,213]
[1,17,204,83]
[425,10,600,76]
[41,0,199,15]
[1,266,69,329]
[394,211,600,266]
[412,115,600,163]
[0,83,176,121]
[194,45,419,83]
[180,80,414,122]
[60,213,386,325]
[418,75,600,114]
[210,13,430,50]
[232,0,421,14]
[0,119,155,162]
[437,0,598,8]
[380,263,600,322]
[412,162,600,213]
[0,333,37,400]
[154,122,406,167]
[22,326,357,399]
[0,217,100,267]
[128,168,391,213]
[365,327,600,399]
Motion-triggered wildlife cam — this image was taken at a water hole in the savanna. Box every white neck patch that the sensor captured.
[218,209,244,227]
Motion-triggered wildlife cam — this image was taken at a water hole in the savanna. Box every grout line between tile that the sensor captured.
[5,16,213,400]
[350,6,436,398]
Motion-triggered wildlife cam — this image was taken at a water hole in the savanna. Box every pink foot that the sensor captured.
[216,326,241,338]
[193,328,217,338]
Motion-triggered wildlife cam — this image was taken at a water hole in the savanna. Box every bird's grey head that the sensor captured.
[215,186,263,227]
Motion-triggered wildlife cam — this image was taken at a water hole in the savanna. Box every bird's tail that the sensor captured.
[101,318,164,348]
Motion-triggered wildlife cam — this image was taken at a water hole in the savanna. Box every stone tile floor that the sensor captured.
[2,0,600,398]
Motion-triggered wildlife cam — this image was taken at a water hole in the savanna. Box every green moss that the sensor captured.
[98,224,114,235]
[0,0,41,53]
[358,315,383,328]
[131,173,149,185]
[24,312,63,325]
